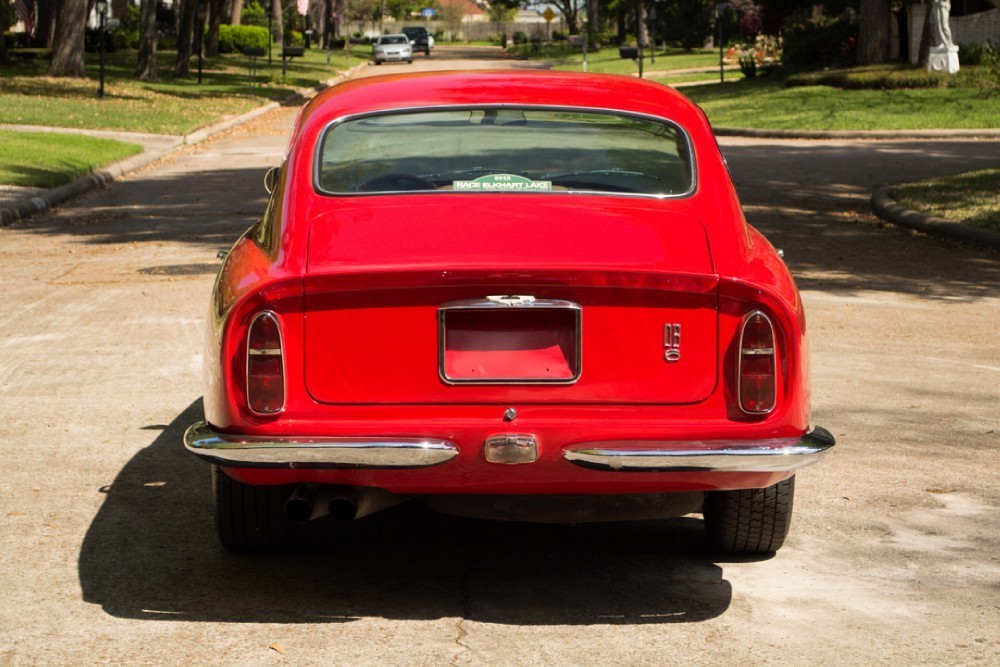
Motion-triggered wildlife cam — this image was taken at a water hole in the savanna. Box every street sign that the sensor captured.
[422,8,435,17]
[542,7,556,23]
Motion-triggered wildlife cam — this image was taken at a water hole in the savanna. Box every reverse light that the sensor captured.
[246,311,285,415]
[738,310,776,414]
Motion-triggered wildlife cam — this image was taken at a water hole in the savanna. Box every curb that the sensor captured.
[0,62,368,227]
[715,127,1000,140]
[871,187,1000,251]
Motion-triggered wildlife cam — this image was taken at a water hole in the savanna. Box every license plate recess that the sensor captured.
[439,298,581,384]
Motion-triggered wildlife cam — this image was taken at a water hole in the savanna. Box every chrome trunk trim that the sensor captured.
[184,421,458,468]
[563,427,835,473]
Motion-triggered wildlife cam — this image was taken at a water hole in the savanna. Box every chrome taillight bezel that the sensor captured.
[737,309,777,415]
[245,310,286,415]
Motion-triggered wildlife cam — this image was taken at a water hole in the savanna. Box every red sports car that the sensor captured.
[185,71,834,554]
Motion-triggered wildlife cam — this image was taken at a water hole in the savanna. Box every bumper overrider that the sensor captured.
[184,422,835,473]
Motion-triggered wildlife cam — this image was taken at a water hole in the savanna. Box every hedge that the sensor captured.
[217,24,270,54]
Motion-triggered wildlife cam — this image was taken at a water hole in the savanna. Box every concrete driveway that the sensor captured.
[1,50,998,664]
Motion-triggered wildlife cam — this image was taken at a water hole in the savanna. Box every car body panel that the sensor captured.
[193,71,827,503]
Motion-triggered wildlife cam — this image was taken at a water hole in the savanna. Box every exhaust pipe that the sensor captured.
[284,484,329,522]
[286,485,410,522]
[329,487,412,521]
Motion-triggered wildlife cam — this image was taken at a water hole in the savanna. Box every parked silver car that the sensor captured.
[373,34,413,65]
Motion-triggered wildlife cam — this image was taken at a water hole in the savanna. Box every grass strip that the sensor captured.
[683,78,1000,130]
[0,130,144,188]
[0,48,370,135]
[889,168,1000,231]
[517,45,727,76]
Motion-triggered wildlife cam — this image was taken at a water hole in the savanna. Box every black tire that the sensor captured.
[703,476,795,554]
[212,465,296,553]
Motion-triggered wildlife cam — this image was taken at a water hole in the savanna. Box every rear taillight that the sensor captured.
[246,311,284,415]
[738,310,776,414]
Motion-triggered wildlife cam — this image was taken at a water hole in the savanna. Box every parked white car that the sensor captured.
[373,34,413,65]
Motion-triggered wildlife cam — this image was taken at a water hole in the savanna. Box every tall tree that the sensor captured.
[134,0,159,80]
[232,0,245,24]
[48,0,86,76]
[550,0,580,33]
[0,0,13,63]
[206,0,227,55]
[175,0,197,75]
[856,0,891,65]
[271,0,284,46]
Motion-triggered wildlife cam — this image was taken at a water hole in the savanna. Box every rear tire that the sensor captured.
[212,465,296,553]
[703,476,795,554]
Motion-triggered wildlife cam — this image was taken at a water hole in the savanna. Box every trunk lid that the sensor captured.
[303,196,718,405]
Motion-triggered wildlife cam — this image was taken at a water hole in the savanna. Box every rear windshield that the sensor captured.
[315,108,694,197]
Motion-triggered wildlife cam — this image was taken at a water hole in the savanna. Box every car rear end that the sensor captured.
[185,73,833,554]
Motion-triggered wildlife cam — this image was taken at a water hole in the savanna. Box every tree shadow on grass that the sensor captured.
[79,400,735,625]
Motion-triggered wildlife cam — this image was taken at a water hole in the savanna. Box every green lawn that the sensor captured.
[0,130,143,188]
[521,44,728,76]
[889,168,1000,231]
[683,78,1000,130]
[0,47,369,134]
[0,46,368,189]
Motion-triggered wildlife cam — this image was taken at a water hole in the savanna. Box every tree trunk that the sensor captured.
[206,0,225,56]
[231,0,244,25]
[30,0,56,48]
[637,2,649,47]
[895,7,908,62]
[917,3,933,66]
[134,0,159,81]
[175,0,196,76]
[271,0,284,47]
[857,0,891,65]
[586,0,600,39]
[48,0,86,77]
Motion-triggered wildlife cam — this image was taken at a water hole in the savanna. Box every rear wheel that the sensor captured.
[212,465,296,553]
[703,476,795,554]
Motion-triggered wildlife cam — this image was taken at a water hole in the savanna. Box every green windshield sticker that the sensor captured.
[453,174,552,192]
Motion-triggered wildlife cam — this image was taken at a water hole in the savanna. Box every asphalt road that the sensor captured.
[1,51,998,664]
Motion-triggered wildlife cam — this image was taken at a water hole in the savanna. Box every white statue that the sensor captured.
[930,0,953,48]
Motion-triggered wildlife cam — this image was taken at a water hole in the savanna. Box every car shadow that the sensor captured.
[79,400,735,625]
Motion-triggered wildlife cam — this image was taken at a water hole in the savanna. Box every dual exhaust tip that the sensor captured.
[284,484,407,522]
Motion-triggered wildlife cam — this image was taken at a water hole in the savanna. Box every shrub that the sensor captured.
[659,0,713,51]
[958,42,984,65]
[217,24,270,53]
[782,16,856,70]
[241,1,268,28]
[111,27,139,50]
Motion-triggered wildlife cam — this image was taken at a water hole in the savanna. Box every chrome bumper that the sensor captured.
[183,422,459,469]
[185,421,834,473]
[563,427,835,473]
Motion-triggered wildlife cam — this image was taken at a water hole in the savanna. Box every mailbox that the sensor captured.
[618,46,638,60]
